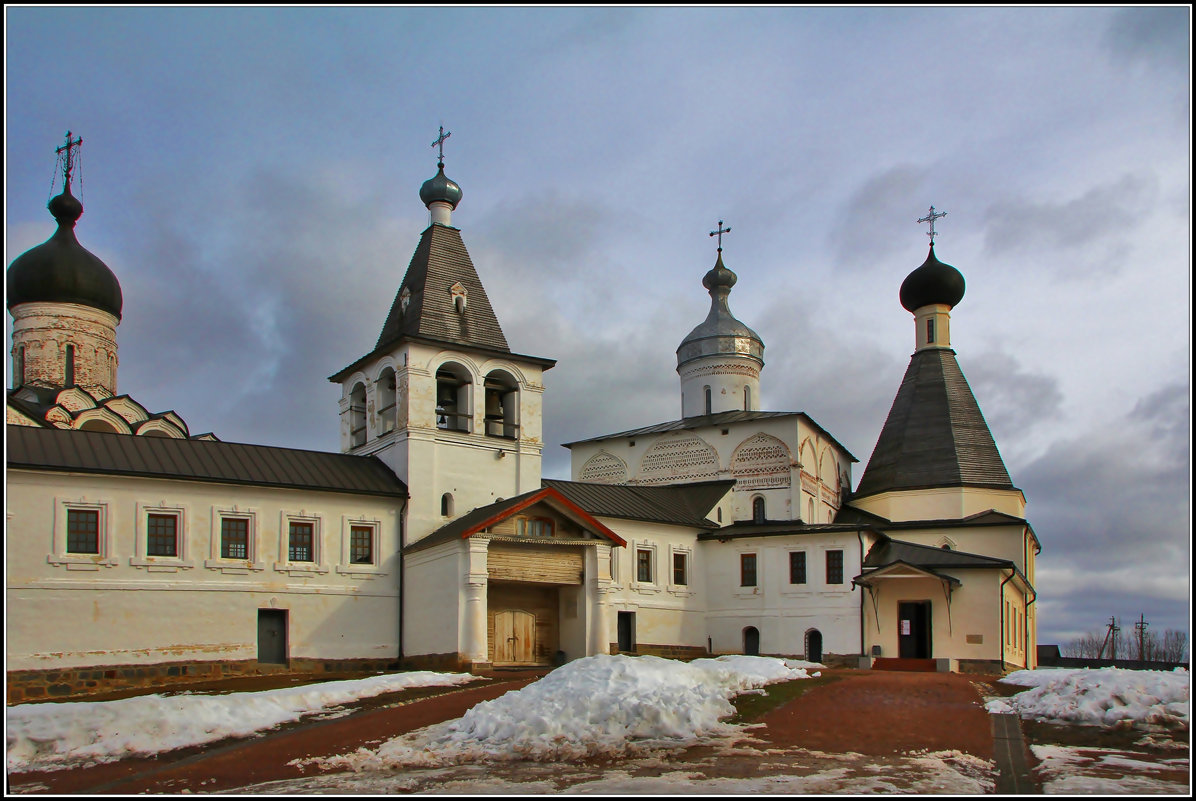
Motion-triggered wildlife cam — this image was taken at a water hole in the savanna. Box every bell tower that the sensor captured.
[328,131,555,544]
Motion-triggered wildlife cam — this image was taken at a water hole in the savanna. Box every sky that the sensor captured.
[4,7,1190,647]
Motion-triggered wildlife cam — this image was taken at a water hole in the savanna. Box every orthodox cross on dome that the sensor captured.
[55,130,83,191]
[709,219,731,251]
[431,125,451,166]
[917,205,947,244]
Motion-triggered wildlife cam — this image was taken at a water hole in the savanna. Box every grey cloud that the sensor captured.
[981,174,1159,275]
[1103,7,1190,73]
[829,165,931,273]
[963,351,1064,453]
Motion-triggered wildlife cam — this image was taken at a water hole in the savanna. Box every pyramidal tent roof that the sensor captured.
[853,348,1014,499]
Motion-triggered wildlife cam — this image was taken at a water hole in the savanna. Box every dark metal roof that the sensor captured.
[6,425,407,498]
[377,224,509,353]
[853,348,1014,499]
[563,410,857,461]
[861,537,1012,571]
[543,478,732,529]
[7,190,123,319]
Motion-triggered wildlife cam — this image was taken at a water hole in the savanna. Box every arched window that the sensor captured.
[704,386,712,415]
[436,363,472,432]
[65,344,75,387]
[808,498,815,523]
[349,382,367,447]
[752,496,766,524]
[483,370,519,439]
[743,385,751,411]
[441,493,454,517]
[376,367,397,435]
[15,346,25,388]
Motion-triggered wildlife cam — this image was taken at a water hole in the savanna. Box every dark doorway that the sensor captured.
[898,601,932,659]
[744,626,760,656]
[617,611,636,653]
[806,629,823,663]
[257,609,288,664]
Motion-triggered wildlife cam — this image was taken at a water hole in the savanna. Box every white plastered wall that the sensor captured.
[702,531,870,657]
[6,470,402,671]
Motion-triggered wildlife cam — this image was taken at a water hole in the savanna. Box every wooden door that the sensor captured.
[494,609,536,664]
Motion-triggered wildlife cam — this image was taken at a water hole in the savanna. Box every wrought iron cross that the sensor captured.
[709,220,731,251]
[56,130,83,190]
[431,126,451,164]
[917,205,947,244]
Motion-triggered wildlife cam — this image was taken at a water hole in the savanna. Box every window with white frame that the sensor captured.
[740,553,758,587]
[275,513,328,574]
[673,551,688,586]
[789,550,807,584]
[50,499,117,568]
[636,547,653,583]
[289,521,315,562]
[206,509,264,572]
[350,525,374,564]
[131,503,192,569]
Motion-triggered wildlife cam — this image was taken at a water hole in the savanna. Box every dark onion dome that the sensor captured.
[677,251,764,368]
[7,187,123,320]
[899,243,965,313]
[419,163,463,209]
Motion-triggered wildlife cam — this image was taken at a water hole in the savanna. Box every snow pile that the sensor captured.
[7,670,480,773]
[323,654,815,769]
[988,667,1189,729]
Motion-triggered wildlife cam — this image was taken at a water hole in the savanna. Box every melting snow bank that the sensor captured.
[316,654,818,770]
[7,670,481,774]
[986,667,1189,730]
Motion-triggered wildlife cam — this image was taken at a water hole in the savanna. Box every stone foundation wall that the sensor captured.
[7,657,398,705]
[956,658,1007,676]
[401,652,472,673]
[625,643,709,660]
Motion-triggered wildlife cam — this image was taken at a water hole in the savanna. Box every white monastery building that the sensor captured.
[6,135,1039,701]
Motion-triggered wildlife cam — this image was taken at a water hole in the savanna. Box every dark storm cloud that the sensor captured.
[117,166,423,450]
[1019,382,1190,640]
[1103,7,1190,73]
[980,174,1159,275]
[962,351,1064,453]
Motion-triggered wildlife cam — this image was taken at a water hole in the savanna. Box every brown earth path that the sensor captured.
[760,669,997,757]
[7,668,1010,795]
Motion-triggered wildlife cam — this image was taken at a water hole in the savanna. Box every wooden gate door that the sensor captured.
[494,609,536,665]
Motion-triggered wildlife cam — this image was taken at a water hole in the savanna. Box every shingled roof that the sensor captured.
[7,424,406,498]
[376,224,509,353]
[853,349,1013,499]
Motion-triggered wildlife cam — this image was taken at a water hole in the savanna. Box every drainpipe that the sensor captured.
[856,529,866,658]
[999,568,1014,673]
[1025,585,1036,669]
[398,495,408,664]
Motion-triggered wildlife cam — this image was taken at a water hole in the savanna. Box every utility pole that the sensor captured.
[1099,616,1120,660]
[1134,614,1149,661]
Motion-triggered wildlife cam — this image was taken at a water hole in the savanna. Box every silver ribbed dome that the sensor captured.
[676,251,764,369]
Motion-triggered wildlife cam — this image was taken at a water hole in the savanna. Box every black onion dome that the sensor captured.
[7,188,123,319]
[419,164,463,210]
[899,244,965,312]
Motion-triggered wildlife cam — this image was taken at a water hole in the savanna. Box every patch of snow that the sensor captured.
[997,667,1189,729]
[313,654,815,770]
[6,670,481,774]
[1032,744,1190,795]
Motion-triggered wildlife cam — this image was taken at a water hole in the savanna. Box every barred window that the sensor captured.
[789,551,806,584]
[741,553,758,587]
[350,525,374,564]
[289,521,314,562]
[67,509,99,554]
[147,513,178,557]
[673,552,687,586]
[826,549,844,584]
[221,517,249,559]
[637,549,652,583]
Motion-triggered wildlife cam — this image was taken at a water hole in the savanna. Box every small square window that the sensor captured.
[147,513,178,557]
[673,552,687,586]
[637,548,652,583]
[741,553,758,587]
[826,549,844,585]
[67,509,99,554]
[350,525,374,564]
[517,517,554,537]
[289,521,314,562]
[789,551,807,584]
[221,517,249,559]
